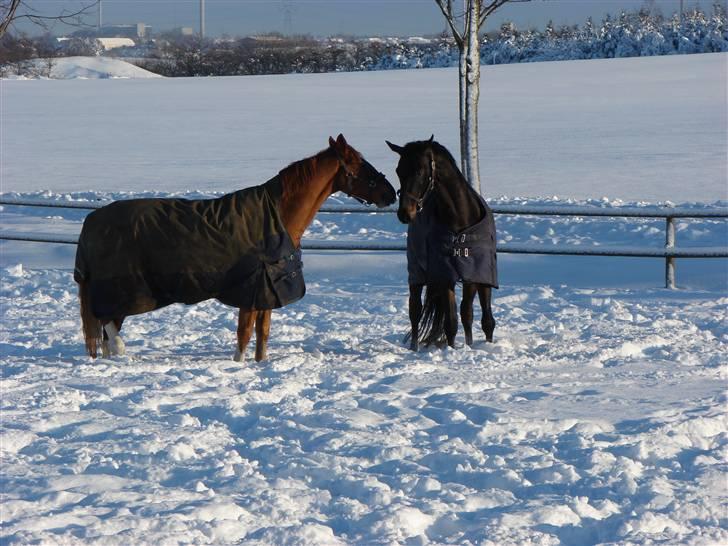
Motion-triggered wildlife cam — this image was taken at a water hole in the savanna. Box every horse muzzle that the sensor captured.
[379,184,397,207]
[397,200,417,224]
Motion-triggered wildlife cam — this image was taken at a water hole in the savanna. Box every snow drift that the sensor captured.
[2,56,162,80]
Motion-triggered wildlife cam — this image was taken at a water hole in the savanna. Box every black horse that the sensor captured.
[387,137,498,350]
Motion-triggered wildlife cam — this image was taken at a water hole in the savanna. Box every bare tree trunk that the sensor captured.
[435,0,521,196]
[43,55,55,78]
[442,0,483,193]
[463,0,482,195]
[458,47,467,174]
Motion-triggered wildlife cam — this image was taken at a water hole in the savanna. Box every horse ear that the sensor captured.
[386,140,404,155]
[428,134,434,143]
[330,135,347,159]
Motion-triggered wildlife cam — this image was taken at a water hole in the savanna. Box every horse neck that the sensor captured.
[431,157,483,233]
[279,149,340,247]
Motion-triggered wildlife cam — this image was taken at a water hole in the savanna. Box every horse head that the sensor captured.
[386,135,436,224]
[330,134,396,208]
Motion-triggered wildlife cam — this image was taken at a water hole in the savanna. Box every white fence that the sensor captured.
[1,197,727,289]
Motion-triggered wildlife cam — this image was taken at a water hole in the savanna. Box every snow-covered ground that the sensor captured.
[1,267,725,545]
[1,54,727,545]
[2,53,725,202]
[1,56,162,80]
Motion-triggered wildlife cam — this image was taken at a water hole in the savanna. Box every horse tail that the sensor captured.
[418,284,448,347]
[79,280,101,358]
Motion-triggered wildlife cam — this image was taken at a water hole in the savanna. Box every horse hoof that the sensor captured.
[111,337,126,356]
[409,342,419,352]
[101,338,125,357]
[233,349,244,363]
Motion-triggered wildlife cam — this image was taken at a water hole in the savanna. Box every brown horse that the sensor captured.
[387,137,497,350]
[76,134,396,361]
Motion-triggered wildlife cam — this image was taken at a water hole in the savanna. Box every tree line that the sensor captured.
[132,5,728,76]
[1,5,726,78]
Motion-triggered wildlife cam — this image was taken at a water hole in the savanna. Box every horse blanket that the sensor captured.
[74,177,305,321]
[407,194,498,287]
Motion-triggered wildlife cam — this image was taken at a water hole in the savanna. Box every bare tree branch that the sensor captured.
[479,0,533,28]
[464,0,474,42]
[1,0,99,38]
[0,0,22,37]
[434,0,464,47]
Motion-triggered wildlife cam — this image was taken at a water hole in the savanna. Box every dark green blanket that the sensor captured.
[74,177,304,321]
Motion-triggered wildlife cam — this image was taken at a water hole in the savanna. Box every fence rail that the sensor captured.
[1,231,726,258]
[2,197,727,289]
[2,197,728,218]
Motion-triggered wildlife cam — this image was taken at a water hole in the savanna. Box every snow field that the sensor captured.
[2,53,726,202]
[1,51,726,545]
[1,265,726,544]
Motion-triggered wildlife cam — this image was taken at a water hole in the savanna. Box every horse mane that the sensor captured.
[278,153,322,201]
[430,141,462,177]
[424,140,472,191]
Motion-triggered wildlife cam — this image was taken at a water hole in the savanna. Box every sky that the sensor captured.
[13,0,715,37]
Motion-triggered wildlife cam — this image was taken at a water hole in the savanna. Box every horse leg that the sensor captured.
[445,285,458,348]
[234,310,256,362]
[101,328,109,358]
[254,310,271,362]
[478,285,496,342]
[101,318,126,357]
[408,283,423,351]
[460,283,477,346]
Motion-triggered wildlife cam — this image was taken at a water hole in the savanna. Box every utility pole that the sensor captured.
[200,0,205,38]
[97,0,102,30]
[281,1,293,35]
[679,0,683,26]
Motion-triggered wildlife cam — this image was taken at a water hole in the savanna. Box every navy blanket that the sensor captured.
[407,195,498,287]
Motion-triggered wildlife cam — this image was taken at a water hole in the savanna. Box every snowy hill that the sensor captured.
[2,56,161,80]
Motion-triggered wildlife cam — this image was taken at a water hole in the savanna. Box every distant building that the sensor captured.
[73,23,151,40]
[250,35,285,42]
[61,22,153,54]
[97,37,136,50]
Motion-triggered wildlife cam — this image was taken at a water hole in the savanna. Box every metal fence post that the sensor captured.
[665,216,676,289]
